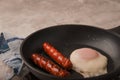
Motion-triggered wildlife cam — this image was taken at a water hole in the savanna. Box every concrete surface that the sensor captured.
[0,0,120,37]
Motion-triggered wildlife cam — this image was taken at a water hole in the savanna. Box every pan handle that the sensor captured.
[17,63,30,77]
[108,26,120,35]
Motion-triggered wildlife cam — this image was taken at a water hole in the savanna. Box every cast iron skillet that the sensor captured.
[20,24,120,80]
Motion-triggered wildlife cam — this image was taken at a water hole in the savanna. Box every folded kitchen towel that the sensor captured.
[0,32,24,80]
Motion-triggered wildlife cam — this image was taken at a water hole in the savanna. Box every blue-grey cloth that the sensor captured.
[0,33,10,53]
[0,33,24,79]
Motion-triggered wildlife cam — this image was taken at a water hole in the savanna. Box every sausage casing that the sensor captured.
[31,53,69,77]
[43,42,72,70]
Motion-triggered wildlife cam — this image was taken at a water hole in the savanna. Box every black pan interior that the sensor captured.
[20,24,120,80]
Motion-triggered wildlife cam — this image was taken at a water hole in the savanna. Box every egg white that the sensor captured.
[70,48,108,78]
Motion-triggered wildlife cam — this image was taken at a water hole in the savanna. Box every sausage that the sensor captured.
[31,53,69,77]
[43,42,72,70]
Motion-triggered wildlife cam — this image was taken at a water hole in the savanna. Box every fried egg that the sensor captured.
[70,48,107,78]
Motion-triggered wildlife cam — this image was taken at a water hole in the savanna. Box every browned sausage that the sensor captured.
[43,42,72,70]
[31,53,69,77]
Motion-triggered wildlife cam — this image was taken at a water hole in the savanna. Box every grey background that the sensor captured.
[0,0,120,37]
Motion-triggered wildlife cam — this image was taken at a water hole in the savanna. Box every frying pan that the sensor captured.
[20,24,120,80]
